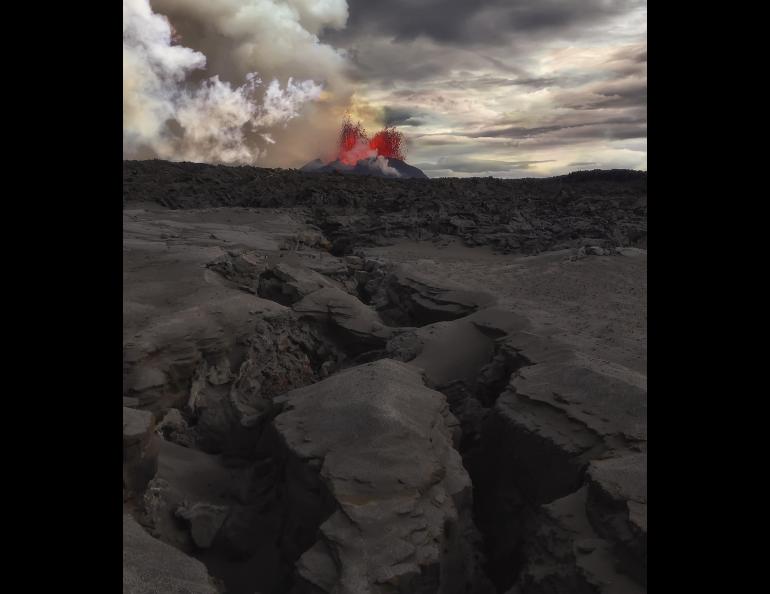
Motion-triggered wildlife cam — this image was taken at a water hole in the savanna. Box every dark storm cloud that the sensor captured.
[415,157,555,173]
[457,119,647,151]
[342,43,450,82]
[332,0,642,45]
[445,76,558,90]
[468,116,646,140]
[382,107,427,127]
[323,1,646,88]
[335,0,646,176]
[557,79,647,111]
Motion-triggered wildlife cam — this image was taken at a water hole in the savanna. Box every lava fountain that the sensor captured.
[337,116,406,165]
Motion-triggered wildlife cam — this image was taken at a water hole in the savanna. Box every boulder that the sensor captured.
[513,487,645,594]
[586,453,647,586]
[258,257,342,306]
[374,264,496,326]
[123,513,220,594]
[123,407,160,498]
[271,359,491,594]
[176,502,230,549]
[142,440,236,552]
[293,287,393,352]
[207,250,267,291]
[188,313,338,455]
[473,337,647,591]
[483,361,647,505]
[155,408,194,448]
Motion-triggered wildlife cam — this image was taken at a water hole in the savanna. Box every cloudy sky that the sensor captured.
[328,0,647,177]
[124,1,646,178]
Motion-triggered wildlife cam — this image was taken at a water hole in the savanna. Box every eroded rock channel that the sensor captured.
[123,163,647,594]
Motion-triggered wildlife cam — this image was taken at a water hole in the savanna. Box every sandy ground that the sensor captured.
[366,237,647,388]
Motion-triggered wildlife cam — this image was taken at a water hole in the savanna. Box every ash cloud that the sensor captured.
[123,0,352,165]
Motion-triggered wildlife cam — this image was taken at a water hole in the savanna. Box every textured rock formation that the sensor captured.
[123,163,647,593]
[123,514,220,594]
[366,263,497,326]
[271,359,491,594]
[142,438,291,593]
[258,257,343,306]
[206,250,267,292]
[188,312,339,455]
[586,454,647,587]
[123,407,160,499]
[509,486,645,594]
[124,161,647,255]
[292,287,394,353]
[487,361,646,504]
[476,341,647,591]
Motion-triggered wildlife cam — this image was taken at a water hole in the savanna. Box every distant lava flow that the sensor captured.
[337,116,405,165]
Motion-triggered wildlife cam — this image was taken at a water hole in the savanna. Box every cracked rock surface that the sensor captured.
[124,513,219,594]
[273,359,489,594]
[123,161,646,594]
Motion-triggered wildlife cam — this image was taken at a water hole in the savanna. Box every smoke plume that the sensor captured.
[363,155,401,178]
[123,0,352,165]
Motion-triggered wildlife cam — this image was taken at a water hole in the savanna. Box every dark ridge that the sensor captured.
[123,160,646,209]
[123,160,647,255]
[300,157,430,179]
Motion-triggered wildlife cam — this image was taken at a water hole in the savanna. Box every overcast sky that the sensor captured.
[323,0,647,177]
[126,1,646,177]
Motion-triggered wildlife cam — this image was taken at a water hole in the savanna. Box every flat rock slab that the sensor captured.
[273,359,482,594]
[511,362,647,445]
[384,264,497,325]
[123,407,160,497]
[588,453,647,505]
[514,487,645,594]
[124,206,307,415]
[123,407,155,445]
[487,359,646,505]
[143,440,239,551]
[464,307,531,337]
[364,238,647,378]
[156,440,237,505]
[293,287,393,350]
[123,291,288,413]
[587,453,647,585]
[123,513,219,594]
[259,256,343,305]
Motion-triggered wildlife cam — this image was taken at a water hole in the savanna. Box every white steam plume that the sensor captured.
[123,0,348,164]
[364,155,401,178]
[337,138,400,177]
[342,136,379,164]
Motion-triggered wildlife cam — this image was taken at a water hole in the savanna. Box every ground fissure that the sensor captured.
[123,161,646,594]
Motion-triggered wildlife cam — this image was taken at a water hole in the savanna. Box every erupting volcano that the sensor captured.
[337,116,405,165]
[301,116,427,179]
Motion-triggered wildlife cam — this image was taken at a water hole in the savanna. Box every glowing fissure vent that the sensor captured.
[337,116,406,165]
